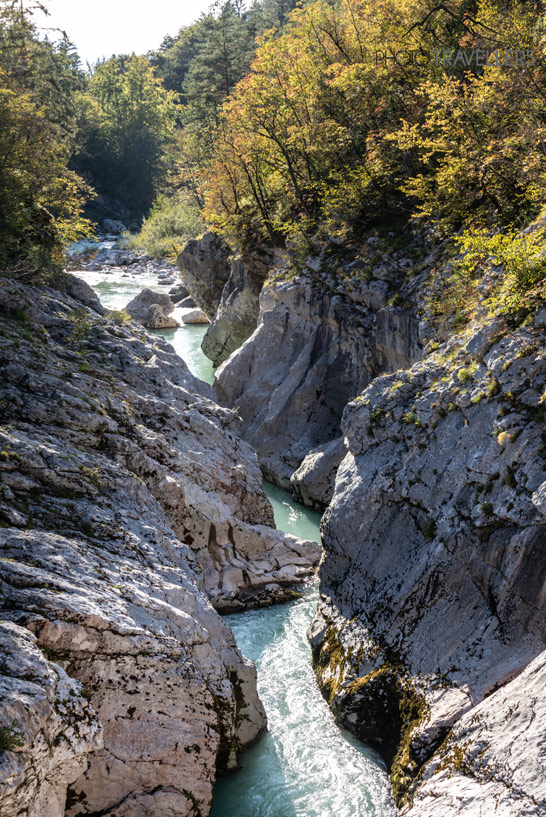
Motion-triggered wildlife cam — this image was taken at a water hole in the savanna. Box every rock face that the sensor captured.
[405,648,546,817]
[310,313,546,808]
[0,622,101,817]
[170,284,190,304]
[52,274,107,316]
[102,218,127,235]
[177,232,231,319]
[289,437,347,509]
[216,268,422,494]
[202,247,274,368]
[177,235,274,368]
[0,277,320,816]
[125,288,179,328]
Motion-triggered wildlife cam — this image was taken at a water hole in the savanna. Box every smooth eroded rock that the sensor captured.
[404,649,546,817]
[177,232,231,320]
[201,247,274,367]
[0,622,102,817]
[125,288,178,328]
[216,273,421,490]
[311,315,546,807]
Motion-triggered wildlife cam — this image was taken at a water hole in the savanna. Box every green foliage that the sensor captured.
[67,308,92,343]
[148,0,299,212]
[75,55,181,217]
[421,518,436,541]
[457,226,546,307]
[0,0,92,278]
[130,194,203,259]
[504,466,517,488]
[106,309,131,325]
[0,722,24,752]
[197,0,546,255]
[457,363,478,384]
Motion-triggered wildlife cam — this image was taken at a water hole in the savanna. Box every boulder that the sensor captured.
[52,273,106,316]
[125,288,178,328]
[178,295,197,309]
[290,436,347,508]
[181,308,210,325]
[102,218,127,235]
[169,285,190,303]
[146,302,180,328]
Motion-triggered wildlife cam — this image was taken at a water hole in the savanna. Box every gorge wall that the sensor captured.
[0,276,319,817]
[215,244,424,502]
[177,233,274,368]
[309,310,546,812]
[181,229,546,816]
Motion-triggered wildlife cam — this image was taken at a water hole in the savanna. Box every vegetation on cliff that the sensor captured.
[202,1,546,246]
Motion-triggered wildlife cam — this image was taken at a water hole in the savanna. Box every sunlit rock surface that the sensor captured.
[405,649,546,817]
[0,276,319,816]
[310,312,546,811]
[216,264,421,493]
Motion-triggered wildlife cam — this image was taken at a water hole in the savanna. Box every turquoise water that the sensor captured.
[153,324,214,385]
[76,269,166,310]
[210,485,394,817]
[76,268,215,385]
[263,481,322,544]
[210,587,395,817]
[81,267,395,817]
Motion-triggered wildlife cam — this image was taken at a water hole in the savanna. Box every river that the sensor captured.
[76,262,395,817]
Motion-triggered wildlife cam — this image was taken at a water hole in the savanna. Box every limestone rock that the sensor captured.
[0,621,102,817]
[178,296,197,309]
[202,247,274,367]
[146,302,180,328]
[177,232,231,319]
[405,649,546,817]
[52,274,107,316]
[125,288,178,328]
[0,277,320,817]
[310,315,546,806]
[181,307,210,325]
[531,480,546,516]
[102,219,127,235]
[290,436,347,508]
[215,274,421,489]
[170,285,190,304]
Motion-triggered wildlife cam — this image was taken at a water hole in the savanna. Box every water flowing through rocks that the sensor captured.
[77,259,396,817]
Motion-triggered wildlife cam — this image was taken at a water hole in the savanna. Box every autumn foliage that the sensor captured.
[201,0,546,247]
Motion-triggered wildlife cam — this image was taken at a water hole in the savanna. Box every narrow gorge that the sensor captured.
[1,1,546,816]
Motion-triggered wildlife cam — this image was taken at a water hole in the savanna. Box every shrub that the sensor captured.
[0,723,24,752]
[421,518,436,541]
[130,194,202,259]
[106,310,131,325]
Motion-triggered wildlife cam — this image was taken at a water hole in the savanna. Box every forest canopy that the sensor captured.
[201,0,546,247]
[2,0,546,279]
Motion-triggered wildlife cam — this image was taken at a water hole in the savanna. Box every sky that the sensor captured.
[34,0,213,66]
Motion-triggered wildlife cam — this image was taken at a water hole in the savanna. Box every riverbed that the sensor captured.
[77,263,395,817]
